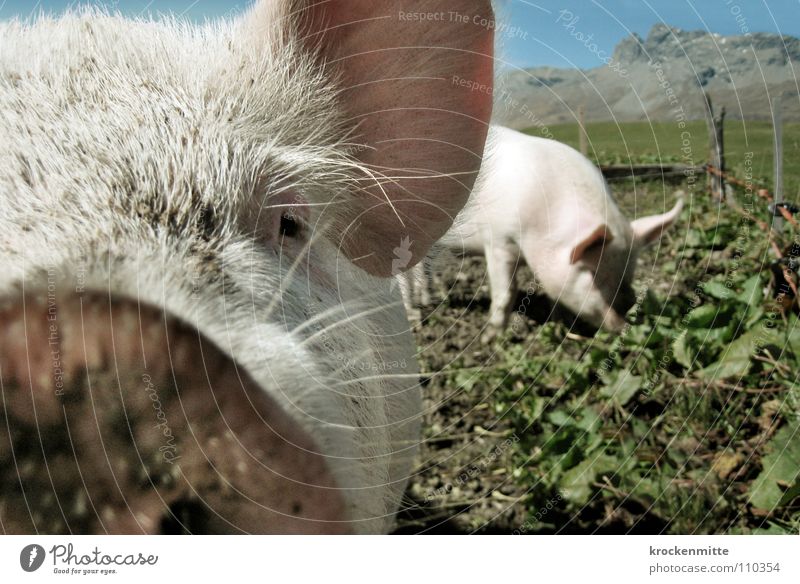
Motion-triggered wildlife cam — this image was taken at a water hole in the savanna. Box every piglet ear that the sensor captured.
[263,0,495,276]
[571,224,613,265]
[631,197,684,248]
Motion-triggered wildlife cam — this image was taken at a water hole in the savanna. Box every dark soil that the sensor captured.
[394,257,558,534]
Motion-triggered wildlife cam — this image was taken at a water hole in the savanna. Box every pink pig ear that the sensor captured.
[571,224,613,265]
[631,198,684,248]
[250,0,495,276]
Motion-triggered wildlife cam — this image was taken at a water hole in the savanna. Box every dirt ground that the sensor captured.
[393,256,554,534]
[391,186,738,535]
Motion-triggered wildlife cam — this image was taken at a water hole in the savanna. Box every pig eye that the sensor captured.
[279,213,302,239]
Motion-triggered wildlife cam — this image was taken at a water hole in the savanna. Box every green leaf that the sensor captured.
[777,480,800,507]
[740,275,766,325]
[561,454,618,505]
[738,275,763,306]
[686,304,721,329]
[546,409,572,427]
[695,325,781,380]
[785,315,800,356]
[703,280,733,300]
[745,306,765,330]
[575,406,602,433]
[600,371,643,406]
[748,420,800,510]
[629,477,662,507]
[701,325,734,345]
[673,332,694,369]
[685,230,702,248]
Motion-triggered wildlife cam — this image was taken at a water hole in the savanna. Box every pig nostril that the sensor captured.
[160,500,211,535]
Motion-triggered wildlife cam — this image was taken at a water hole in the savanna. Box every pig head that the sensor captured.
[0,0,493,534]
[521,145,684,332]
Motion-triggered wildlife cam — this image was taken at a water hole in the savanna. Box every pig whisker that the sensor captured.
[266,346,379,402]
[353,165,477,186]
[260,201,333,210]
[261,213,332,321]
[297,301,404,349]
[332,372,428,387]
[290,298,371,337]
[337,162,404,226]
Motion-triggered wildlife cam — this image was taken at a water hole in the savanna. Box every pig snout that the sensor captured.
[0,288,348,534]
[596,291,635,332]
[601,308,629,332]
[605,283,638,330]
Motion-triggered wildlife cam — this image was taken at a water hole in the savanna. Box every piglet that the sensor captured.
[402,125,683,336]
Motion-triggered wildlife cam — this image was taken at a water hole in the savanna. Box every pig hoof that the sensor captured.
[406,308,423,323]
[480,326,502,344]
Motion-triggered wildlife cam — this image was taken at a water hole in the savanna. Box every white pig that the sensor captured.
[0,1,494,534]
[402,126,683,335]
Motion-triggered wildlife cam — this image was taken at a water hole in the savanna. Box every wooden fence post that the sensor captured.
[704,93,726,202]
[772,94,784,234]
[578,105,588,156]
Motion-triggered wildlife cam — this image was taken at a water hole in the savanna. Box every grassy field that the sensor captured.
[409,122,800,533]
[525,120,800,199]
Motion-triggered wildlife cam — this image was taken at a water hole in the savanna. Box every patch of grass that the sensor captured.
[525,120,800,200]
[459,178,800,534]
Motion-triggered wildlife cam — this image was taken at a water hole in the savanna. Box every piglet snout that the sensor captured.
[611,284,638,320]
[0,289,347,534]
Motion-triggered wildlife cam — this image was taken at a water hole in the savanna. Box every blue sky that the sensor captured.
[2,0,799,70]
[496,0,800,69]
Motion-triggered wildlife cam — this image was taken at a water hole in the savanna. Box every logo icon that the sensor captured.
[389,236,413,292]
[20,544,46,572]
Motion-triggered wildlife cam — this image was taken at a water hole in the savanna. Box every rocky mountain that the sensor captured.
[495,24,799,129]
